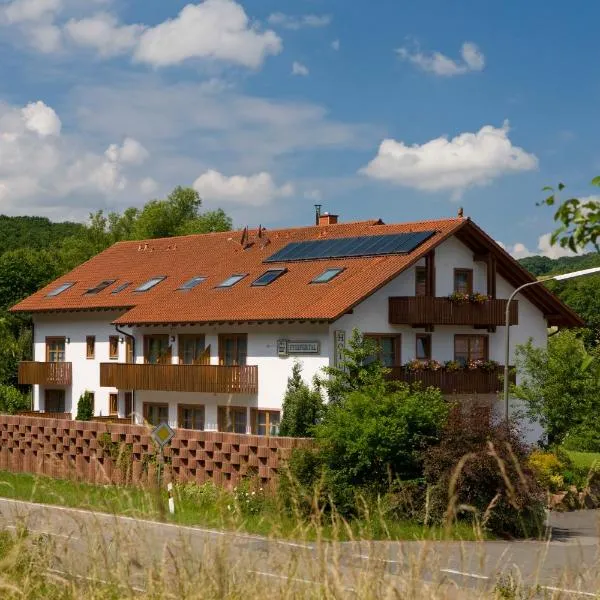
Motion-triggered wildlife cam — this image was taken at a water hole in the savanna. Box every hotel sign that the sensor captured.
[277,340,320,356]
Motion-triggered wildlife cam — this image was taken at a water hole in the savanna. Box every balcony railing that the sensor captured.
[100,363,259,394]
[389,366,512,395]
[389,296,518,326]
[18,362,72,386]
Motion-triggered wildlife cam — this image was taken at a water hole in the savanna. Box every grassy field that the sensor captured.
[563,449,600,471]
[0,470,481,542]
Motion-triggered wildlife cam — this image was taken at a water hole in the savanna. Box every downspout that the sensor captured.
[115,325,136,424]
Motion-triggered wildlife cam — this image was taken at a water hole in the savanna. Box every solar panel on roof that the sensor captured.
[264,231,436,263]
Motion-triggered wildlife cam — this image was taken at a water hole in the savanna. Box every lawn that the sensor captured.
[563,449,600,471]
[0,470,482,542]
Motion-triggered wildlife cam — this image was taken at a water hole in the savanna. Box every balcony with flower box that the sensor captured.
[388,294,518,327]
[388,360,514,395]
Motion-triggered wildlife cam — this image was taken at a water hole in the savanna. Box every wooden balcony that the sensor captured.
[18,362,72,386]
[100,363,259,394]
[389,366,513,395]
[389,296,518,327]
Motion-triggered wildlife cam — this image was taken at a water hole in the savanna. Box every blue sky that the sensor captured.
[0,0,598,258]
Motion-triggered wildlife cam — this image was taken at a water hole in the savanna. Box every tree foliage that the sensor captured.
[0,384,30,415]
[76,391,95,421]
[279,362,325,437]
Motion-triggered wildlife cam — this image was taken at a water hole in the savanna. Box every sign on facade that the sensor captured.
[277,340,320,357]
[334,330,346,367]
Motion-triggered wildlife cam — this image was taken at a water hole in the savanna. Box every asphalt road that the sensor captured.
[0,498,597,597]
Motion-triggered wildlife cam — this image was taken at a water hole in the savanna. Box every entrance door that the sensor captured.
[45,389,65,412]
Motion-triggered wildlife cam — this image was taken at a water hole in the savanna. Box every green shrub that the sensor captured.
[563,418,600,453]
[528,450,565,491]
[315,384,448,515]
[278,447,325,516]
[423,410,545,538]
[75,390,94,421]
[0,384,30,414]
[279,362,325,437]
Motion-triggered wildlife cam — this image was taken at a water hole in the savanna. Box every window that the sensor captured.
[416,334,432,360]
[47,282,74,297]
[454,335,488,366]
[89,392,95,415]
[109,336,119,360]
[218,406,247,434]
[86,336,95,359]
[44,389,65,413]
[251,269,287,287]
[454,269,473,294]
[85,279,116,295]
[111,282,131,294]
[251,409,280,436]
[143,403,169,426]
[109,393,118,416]
[134,276,166,293]
[415,267,427,296]
[364,334,401,367]
[46,337,66,363]
[144,335,171,364]
[124,392,133,418]
[125,337,134,364]
[219,334,247,366]
[178,335,207,365]
[217,274,247,288]
[311,267,344,284]
[178,405,205,430]
[178,276,206,291]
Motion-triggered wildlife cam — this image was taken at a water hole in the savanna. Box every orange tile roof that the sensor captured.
[10,216,582,327]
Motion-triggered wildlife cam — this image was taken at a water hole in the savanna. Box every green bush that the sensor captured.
[423,410,545,538]
[278,447,326,516]
[563,419,600,453]
[75,391,94,421]
[0,384,30,414]
[315,384,448,515]
[279,362,325,437]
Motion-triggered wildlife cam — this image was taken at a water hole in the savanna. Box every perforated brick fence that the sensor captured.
[0,415,314,488]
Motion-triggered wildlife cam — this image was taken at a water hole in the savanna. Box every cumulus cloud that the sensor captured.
[193,170,293,206]
[21,101,62,136]
[134,0,282,69]
[360,121,538,198]
[397,41,485,76]
[291,61,309,76]
[64,12,144,56]
[104,137,149,165]
[28,23,62,52]
[267,12,331,30]
[500,234,580,260]
[3,0,61,24]
[139,177,158,195]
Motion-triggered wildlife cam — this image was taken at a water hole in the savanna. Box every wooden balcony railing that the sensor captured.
[18,362,72,386]
[100,363,259,394]
[389,296,518,326]
[389,366,513,395]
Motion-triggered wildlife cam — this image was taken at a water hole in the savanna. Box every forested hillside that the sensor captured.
[0,187,232,409]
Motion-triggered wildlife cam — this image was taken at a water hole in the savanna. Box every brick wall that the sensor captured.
[0,415,314,488]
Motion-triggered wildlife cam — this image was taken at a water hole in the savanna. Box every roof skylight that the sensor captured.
[47,282,75,297]
[85,279,116,295]
[179,276,206,291]
[311,268,344,284]
[217,274,247,288]
[111,282,131,294]
[251,269,287,287]
[134,276,166,293]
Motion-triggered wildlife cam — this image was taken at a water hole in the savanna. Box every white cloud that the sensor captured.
[193,170,293,206]
[397,41,485,77]
[65,12,144,56]
[140,177,158,195]
[500,235,579,260]
[331,39,340,51]
[105,137,149,165]
[304,189,322,201]
[134,0,282,69]
[21,101,62,136]
[360,121,537,197]
[28,23,62,52]
[3,0,61,24]
[292,61,309,76]
[267,12,331,30]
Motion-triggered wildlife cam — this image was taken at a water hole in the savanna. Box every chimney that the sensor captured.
[319,212,338,226]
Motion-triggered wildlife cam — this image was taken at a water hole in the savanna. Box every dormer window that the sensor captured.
[217,274,247,288]
[85,279,116,295]
[311,268,344,284]
[134,276,166,293]
[47,282,75,297]
[111,282,131,294]
[179,276,206,291]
